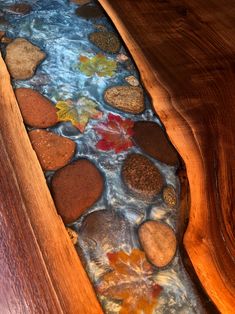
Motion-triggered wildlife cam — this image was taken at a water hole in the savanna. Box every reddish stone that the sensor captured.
[29,129,76,171]
[133,121,179,166]
[51,160,104,224]
[15,88,58,128]
[7,3,32,15]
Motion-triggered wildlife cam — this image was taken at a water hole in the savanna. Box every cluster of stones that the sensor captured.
[6,1,179,270]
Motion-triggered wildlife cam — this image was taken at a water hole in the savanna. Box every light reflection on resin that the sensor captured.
[0,0,204,313]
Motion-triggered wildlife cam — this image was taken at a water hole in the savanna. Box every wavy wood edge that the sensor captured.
[0,53,102,313]
[98,1,235,313]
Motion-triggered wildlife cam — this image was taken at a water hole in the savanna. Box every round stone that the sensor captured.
[15,88,58,128]
[122,153,164,199]
[51,159,104,224]
[7,3,32,15]
[163,185,177,207]
[89,31,121,53]
[138,221,177,268]
[133,121,179,166]
[29,129,76,171]
[104,86,144,114]
[5,38,46,80]
[125,75,139,86]
[75,5,103,19]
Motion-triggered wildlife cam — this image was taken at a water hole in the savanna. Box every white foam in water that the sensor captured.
[0,0,204,313]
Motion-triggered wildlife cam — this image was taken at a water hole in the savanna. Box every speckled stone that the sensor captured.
[15,88,58,128]
[7,3,32,15]
[5,38,46,80]
[122,153,164,199]
[29,129,76,171]
[104,86,145,114]
[89,31,121,53]
[75,5,103,19]
[133,121,179,166]
[66,227,78,245]
[51,159,104,224]
[138,220,177,268]
[125,75,139,86]
[163,185,177,207]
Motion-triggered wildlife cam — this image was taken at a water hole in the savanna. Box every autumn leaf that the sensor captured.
[56,97,102,132]
[94,113,134,153]
[97,249,162,314]
[79,54,117,77]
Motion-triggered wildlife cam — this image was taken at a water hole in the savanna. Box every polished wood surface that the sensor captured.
[98,0,235,313]
[0,54,102,313]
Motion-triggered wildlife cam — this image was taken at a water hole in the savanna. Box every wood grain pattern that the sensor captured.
[0,53,102,314]
[98,0,235,313]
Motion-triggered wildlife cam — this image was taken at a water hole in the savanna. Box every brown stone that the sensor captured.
[163,185,177,207]
[5,38,46,80]
[66,227,78,245]
[70,0,91,4]
[1,36,13,44]
[133,121,179,166]
[89,31,120,53]
[0,31,5,40]
[7,3,32,15]
[104,86,144,114]
[75,5,103,19]
[138,220,177,268]
[51,159,104,224]
[122,153,164,199]
[29,129,76,171]
[15,88,58,128]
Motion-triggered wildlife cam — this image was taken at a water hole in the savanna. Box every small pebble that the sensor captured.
[75,5,103,19]
[125,75,139,86]
[138,220,177,268]
[15,88,58,128]
[7,3,32,15]
[122,153,164,199]
[0,31,5,40]
[163,185,177,207]
[116,53,129,63]
[5,38,46,80]
[1,36,13,44]
[104,86,145,114]
[89,31,121,53]
[66,227,78,245]
[133,121,179,166]
[70,0,91,4]
[51,159,104,224]
[29,129,76,171]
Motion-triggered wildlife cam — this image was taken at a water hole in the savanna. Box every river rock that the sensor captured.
[29,129,76,171]
[79,210,133,260]
[133,121,179,166]
[138,220,177,267]
[70,0,91,4]
[7,3,32,15]
[89,31,121,53]
[104,86,144,114]
[75,5,103,19]
[15,88,58,128]
[122,153,164,199]
[163,185,177,207]
[5,38,46,80]
[125,75,139,86]
[51,159,104,224]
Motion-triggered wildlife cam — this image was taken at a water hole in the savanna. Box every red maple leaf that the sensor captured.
[94,113,134,153]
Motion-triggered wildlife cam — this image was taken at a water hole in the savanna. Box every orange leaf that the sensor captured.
[97,249,162,314]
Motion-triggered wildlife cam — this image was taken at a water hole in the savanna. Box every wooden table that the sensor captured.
[0,0,235,313]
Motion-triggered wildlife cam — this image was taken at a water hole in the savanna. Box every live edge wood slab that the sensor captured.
[0,55,102,313]
[98,0,235,313]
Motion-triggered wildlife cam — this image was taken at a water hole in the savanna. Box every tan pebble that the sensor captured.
[66,227,78,245]
[125,75,139,86]
[138,220,177,268]
[70,0,91,4]
[163,185,177,207]
[5,38,46,80]
[116,53,129,62]
[104,86,144,114]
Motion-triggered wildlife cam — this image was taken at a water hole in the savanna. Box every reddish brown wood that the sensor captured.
[98,0,235,312]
